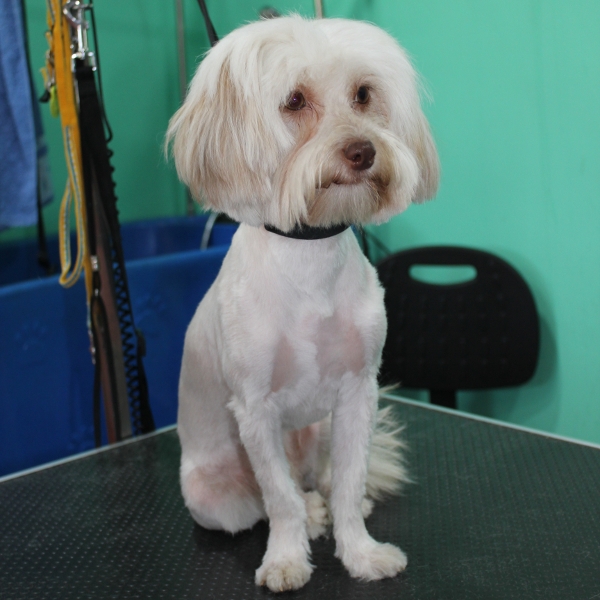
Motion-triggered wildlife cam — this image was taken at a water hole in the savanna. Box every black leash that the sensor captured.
[76,59,154,443]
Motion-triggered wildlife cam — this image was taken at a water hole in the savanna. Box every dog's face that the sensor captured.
[167,16,439,231]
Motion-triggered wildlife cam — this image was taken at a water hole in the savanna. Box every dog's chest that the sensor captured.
[271,296,384,430]
[270,313,367,429]
[272,310,366,388]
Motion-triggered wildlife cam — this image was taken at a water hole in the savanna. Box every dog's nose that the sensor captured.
[343,141,376,171]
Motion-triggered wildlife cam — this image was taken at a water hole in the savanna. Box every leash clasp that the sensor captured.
[62,0,96,71]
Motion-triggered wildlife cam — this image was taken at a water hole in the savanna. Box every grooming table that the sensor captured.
[1,398,599,599]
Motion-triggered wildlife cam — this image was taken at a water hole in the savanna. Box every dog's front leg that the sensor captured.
[232,400,313,592]
[330,376,407,580]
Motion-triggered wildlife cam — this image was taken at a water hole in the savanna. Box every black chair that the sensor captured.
[376,246,540,409]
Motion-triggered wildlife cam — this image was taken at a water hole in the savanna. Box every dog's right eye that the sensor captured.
[285,91,306,111]
[355,86,370,104]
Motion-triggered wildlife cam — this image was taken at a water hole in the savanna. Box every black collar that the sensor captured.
[264,223,350,240]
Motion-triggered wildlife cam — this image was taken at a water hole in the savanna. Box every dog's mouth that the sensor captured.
[318,179,342,190]
[317,176,365,190]
[317,173,389,191]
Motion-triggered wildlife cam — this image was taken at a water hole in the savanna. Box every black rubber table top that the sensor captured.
[1,399,599,600]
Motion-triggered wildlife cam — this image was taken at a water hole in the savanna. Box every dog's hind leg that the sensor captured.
[302,490,331,540]
[285,423,332,540]
[180,448,266,534]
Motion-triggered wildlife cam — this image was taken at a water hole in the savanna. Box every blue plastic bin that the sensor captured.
[0,216,237,477]
[0,214,237,286]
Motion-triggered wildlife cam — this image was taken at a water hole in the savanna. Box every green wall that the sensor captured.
[352,0,600,444]
[8,1,600,444]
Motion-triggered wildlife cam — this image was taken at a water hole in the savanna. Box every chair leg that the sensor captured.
[429,390,457,409]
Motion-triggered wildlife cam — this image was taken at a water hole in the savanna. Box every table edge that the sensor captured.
[0,424,178,484]
[383,394,600,451]
[2,397,598,484]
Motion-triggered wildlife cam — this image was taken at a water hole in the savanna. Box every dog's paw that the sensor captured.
[361,497,374,519]
[255,557,313,592]
[338,539,407,581]
[303,490,331,539]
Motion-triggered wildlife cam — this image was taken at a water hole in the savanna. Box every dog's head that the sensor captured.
[167,16,439,231]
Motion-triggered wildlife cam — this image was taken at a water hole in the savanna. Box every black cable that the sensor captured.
[20,0,55,275]
[364,228,393,261]
[93,348,102,447]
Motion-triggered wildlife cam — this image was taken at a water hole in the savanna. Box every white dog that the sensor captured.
[166,15,438,592]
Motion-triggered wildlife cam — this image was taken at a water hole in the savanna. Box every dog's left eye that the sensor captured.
[355,86,370,104]
[285,91,306,111]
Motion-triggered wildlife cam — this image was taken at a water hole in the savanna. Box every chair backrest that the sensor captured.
[376,246,539,404]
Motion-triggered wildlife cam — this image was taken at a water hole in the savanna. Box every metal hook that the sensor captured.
[63,0,96,70]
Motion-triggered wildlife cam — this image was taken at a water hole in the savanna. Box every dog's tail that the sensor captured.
[366,403,412,500]
[314,397,411,501]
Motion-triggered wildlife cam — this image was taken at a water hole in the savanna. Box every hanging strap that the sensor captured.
[196,0,219,47]
[43,0,93,294]
[76,61,155,438]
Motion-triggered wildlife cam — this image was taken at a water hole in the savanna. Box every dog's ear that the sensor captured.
[370,83,440,225]
[379,38,440,207]
[407,111,439,203]
[166,53,275,225]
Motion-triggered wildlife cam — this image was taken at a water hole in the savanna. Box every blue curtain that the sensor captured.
[0,0,52,231]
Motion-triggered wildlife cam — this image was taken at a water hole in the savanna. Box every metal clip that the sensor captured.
[63,0,96,71]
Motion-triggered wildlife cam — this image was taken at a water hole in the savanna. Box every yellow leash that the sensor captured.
[42,0,92,296]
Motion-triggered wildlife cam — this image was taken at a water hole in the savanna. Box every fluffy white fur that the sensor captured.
[166,15,438,592]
